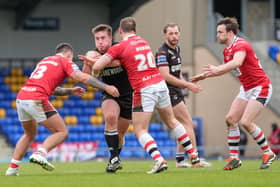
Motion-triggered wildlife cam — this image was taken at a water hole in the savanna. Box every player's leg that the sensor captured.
[240,99,276,169]
[117,117,130,154]
[240,84,275,169]
[133,87,167,174]
[39,113,68,151]
[157,105,199,165]
[6,120,37,176]
[101,98,121,173]
[6,99,40,176]
[133,111,167,174]
[173,101,197,167]
[154,81,199,165]
[117,94,132,154]
[29,112,67,171]
[223,97,247,170]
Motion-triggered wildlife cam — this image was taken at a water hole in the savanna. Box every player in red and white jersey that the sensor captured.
[105,35,163,91]
[191,17,276,170]
[93,17,201,174]
[6,43,119,176]
[223,36,270,90]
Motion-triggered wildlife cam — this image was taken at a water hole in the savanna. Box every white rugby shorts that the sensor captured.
[16,99,56,122]
[133,81,171,112]
[237,84,272,106]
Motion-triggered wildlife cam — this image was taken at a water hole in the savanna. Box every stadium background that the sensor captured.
[0,0,280,161]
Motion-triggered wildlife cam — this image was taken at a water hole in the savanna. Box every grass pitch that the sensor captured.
[0,159,279,187]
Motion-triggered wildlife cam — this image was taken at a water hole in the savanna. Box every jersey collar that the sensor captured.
[123,34,136,40]
[164,42,179,52]
[227,35,238,49]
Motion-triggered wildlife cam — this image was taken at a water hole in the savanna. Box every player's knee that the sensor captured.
[166,118,179,129]
[239,120,251,131]
[104,113,118,126]
[118,129,126,137]
[59,128,69,140]
[182,119,194,128]
[24,133,36,142]
[225,115,238,126]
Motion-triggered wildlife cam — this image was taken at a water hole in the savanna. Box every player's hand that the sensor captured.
[104,85,120,97]
[186,82,202,93]
[91,68,100,77]
[78,55,99,65]
[190,73,206,82]
[71,86,86,96]
[203,64,219,76]
[78,55,88,61]
[107,59,121,67]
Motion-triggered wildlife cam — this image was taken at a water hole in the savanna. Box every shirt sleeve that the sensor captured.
[62,58,80,77]
[106,43,123,60]
[155,50,169,67]
[234,42,247,54]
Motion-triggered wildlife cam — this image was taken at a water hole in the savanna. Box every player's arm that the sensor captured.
[71,70,119,97]
[79,51,101,75]
[52,86,85,96]
[156,51,187,88]
[109,59,121,67]
[52,87,72,96]
[80,55,120,68]
[191,51,246,82]
[159,66,191,88]
[204,51,246,77]
[158,66,202,93]
[92,54,112,75]
[82,63,92,74]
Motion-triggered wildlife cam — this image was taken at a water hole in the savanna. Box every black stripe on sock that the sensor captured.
[257,138,266,145]
[148,147,158,155]
[182,141,191,148]
[229,142,239,146]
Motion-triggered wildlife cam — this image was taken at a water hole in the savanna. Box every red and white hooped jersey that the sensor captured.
[17,55,79,100]
[105,34,163,92]
[223,37,270,91]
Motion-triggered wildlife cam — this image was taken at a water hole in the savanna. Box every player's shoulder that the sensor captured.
[56,55,72,64]
[42,55,56,61]
[156,43,168,55]
[40,55,62,65]
[158,43,168,51]
[112,41,124,48]
[234,37,251,48]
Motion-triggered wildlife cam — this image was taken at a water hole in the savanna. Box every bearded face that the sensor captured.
[165,26,180,47]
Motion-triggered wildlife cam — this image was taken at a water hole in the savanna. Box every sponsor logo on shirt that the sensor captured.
[136,45,150,51]
[39,61,58,66]
[142,73,161,81]
[100,66,124,77]
[22,86,37,92]
[71,64,79,71]
[157,55,168,65]
[171,64,181,72]
[232,68,242,76]
[168,49,174,55]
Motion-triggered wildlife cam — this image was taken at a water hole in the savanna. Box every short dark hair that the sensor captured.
[55,43,73,54]
[163,23,180,34]
[92,24,112,36]
[217,17,239,35]
[120,17,136,33]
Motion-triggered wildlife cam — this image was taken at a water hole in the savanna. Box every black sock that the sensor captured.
[104,130,119,161]
[176,152,185,163]
[118,146,122,155]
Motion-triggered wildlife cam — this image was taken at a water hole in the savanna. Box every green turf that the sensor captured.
[0,160,279,187]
